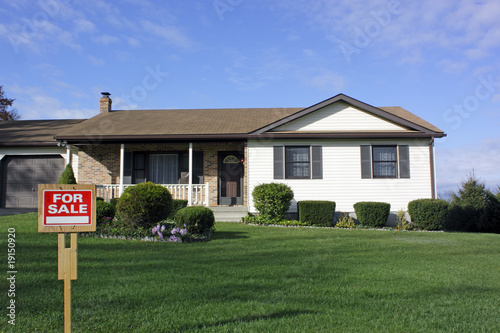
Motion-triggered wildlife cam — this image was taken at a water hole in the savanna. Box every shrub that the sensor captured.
[353,201,390,228]
[297,201,335,226]
[252,183,294,220]
[335,213,355,229]
[408,199,448,230]
[57,164,77,184]
[96,197,104,202]
[116,182,172,228]
[446,173,500,233]
[96,200,115,223]
[168,199,188,220]
[175,206,215,235]
[109,197,120,211]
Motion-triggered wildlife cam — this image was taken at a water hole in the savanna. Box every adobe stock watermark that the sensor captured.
[339,0,407,63]
[443,74,500,130]
[213,0,243,21]
[8,0,64,53]
[6,228,17,326]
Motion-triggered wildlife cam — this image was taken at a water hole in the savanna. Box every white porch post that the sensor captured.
[65,145,71,165]
[119,144,125,195]
[188,143,193,206]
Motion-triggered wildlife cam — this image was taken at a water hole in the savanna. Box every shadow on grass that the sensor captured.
[211,231,249,240]
[178,310,317,331]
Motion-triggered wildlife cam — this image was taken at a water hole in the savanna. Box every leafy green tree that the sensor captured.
[0,85,20,121]
[57,164,77,184]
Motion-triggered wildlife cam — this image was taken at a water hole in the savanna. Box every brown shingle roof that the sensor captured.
[56,108,303,138]
[378,106,443,133]
[0,119,85,146]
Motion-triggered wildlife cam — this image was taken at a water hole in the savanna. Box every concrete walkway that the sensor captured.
[0,208,37,217]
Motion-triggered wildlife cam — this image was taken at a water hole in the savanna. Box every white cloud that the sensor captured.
[306,71,346,92]
[92,34,120,45]
[141,20,195,49]
[73,19,96,33]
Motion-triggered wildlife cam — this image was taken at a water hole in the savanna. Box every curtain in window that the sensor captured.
[149,154,178,184]
[285,147,310,178]
[373,147,396,177]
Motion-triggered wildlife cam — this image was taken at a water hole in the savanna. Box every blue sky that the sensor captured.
[1,0,499,194]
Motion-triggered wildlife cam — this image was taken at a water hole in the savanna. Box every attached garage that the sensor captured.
[0,119,85,208]
[1,155,65,208]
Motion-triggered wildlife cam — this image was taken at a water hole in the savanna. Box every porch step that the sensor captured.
[211,206,248,222]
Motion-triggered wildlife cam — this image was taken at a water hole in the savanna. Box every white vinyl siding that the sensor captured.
[247,139,432,213]
[272,102,407,132]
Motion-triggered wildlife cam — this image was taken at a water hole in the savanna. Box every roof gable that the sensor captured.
[252,94,444,135]
[270,101,409,132]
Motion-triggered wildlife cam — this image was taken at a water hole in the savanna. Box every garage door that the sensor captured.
[1,156,65,208]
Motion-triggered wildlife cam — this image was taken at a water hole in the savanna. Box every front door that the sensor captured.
[218,152,243,205]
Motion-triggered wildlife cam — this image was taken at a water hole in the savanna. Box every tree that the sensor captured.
[446,171,500,233]
[0,85,20,121]
[57,164,77,184]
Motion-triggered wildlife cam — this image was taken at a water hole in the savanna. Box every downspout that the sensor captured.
[119,144,125,196]
[188,143,193,206]
[429,137,436,199]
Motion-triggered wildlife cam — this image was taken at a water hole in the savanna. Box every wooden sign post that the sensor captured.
[38,184,96,333]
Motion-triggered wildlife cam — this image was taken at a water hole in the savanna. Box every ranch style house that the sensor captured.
[0,93,445,221]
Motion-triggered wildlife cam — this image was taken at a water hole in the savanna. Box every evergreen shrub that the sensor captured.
[116,182,172,228]
[408,199,448,230]
[297,200,336,226]
[96,200,115,223]
[353,201,390,228]
[252,183,294,221]
[175,206,215,235]
[57,164,77,184]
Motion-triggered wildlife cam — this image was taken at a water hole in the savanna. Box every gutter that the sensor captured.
[429,137,436,199]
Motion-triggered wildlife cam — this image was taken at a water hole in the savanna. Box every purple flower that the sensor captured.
[152,225,159,235]
[169,235,181,242]
[158,231,163,239]
[179,228,188,236]
[160,225,165,232]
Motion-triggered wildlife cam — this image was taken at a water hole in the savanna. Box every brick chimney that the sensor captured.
[100,92,112,113]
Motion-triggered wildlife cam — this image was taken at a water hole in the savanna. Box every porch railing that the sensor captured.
[96,183,209,206]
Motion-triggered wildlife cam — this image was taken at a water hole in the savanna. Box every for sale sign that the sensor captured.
[38,184,96,233]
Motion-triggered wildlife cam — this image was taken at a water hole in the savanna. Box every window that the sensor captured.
[285,146,310,179]
[360,145,410,179]
[127,151,204,184]
[372,146,397,178]
[149,154,178,184]
[274,146,322,179]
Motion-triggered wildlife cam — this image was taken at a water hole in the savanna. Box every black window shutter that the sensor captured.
[273,146,284,179]
[311,146,322,179]
[399,145,410,178]
[360,145,372,179]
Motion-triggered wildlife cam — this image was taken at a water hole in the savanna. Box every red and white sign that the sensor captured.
[43,190,93,226]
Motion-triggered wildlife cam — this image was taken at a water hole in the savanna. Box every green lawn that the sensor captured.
[2,213,500,332]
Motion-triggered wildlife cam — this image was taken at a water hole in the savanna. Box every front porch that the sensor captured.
[78,141,248,208]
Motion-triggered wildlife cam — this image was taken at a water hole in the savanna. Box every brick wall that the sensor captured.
[77,141,247,206]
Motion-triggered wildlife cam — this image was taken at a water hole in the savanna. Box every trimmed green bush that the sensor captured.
[57,164,77,184]
[175,206,215,235]
[408,199,448,230]
[96,197,104,202]
[116,182,172,228]
[252,183,294,221]
[168,199,188,220]
[96,200,115,223]
[353,201,390,228]
[297,201,336,226]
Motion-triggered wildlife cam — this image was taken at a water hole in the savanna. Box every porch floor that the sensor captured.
[210,206,248,222]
